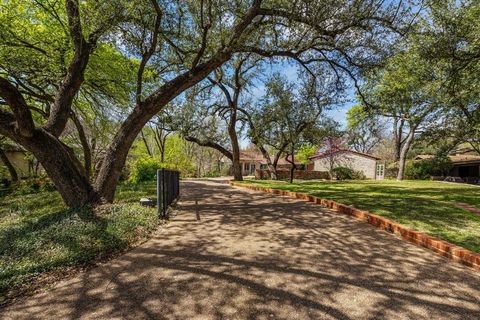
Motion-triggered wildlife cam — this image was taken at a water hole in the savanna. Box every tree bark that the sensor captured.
[0,147,18,182]
[397,127,415,181]
[18,128,101,206]
[71,111,92,179]
[140,130,153,157]
[256,145,277,179]
[286,151,296,184]
[229,111,243,181]
[393,117,405,162]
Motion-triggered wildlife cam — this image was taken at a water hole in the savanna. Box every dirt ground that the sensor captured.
[1,180,479,319]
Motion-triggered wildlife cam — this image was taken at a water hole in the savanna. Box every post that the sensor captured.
[157,168,180,219]
[162,168,167,218]
[157,169,162,216]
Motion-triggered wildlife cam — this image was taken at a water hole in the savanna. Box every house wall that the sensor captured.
[240,161,262,176]
[312,152,377,179]
[3,151,30,177]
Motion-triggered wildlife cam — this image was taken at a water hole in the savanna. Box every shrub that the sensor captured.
[405,161,431,180]
[332,166,355,180]
[331,166,366,180]
[352,170,367,180]
[429,153,453,176]
[129,157,162,184]
[405,154,453,180]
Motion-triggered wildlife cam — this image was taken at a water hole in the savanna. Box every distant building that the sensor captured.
[0,144,30,178]
[237,151,304,176]
[220,150,303,176]
[415,148,480,183]
[309,149,384,180]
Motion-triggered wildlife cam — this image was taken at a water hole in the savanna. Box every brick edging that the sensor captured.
[230,182,480,271]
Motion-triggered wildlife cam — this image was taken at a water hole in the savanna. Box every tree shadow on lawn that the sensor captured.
[0,205,127,303]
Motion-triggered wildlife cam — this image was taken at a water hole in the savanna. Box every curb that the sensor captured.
[230,182,480,271]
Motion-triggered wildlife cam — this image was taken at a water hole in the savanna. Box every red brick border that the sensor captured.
[230,182,480,271]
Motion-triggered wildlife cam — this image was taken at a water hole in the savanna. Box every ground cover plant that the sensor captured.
[239,179,480,253]
[0,182,158,304]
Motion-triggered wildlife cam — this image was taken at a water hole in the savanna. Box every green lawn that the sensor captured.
[0,182,159,304]
[238,179,480,253]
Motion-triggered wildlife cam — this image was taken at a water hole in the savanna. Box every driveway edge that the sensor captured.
[230,181,480,271]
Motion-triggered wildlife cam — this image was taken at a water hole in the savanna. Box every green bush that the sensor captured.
[429,153,453,176]
[129,157,162,184]
[405,161,431,180]
[331,166,366,180]
[352,170,367,180]
[405,154,453,180]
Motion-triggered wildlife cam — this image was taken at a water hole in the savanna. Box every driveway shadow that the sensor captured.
[2,180,480,319]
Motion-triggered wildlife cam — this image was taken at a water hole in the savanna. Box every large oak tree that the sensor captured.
[0,0,411,206]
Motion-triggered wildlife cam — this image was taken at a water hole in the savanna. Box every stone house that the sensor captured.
[309,149,384,180]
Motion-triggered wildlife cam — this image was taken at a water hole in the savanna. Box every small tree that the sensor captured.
[253,73,338,182]
[346,105,385,154]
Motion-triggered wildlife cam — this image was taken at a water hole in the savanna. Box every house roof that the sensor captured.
[239,151,264,162]
[451,147,478,155]
[238,150,302,165]
[309,149,381,161]
[415,154,480,165]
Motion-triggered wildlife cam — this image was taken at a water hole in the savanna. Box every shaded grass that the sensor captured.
[238,180,480,253]
[0,182,159,303]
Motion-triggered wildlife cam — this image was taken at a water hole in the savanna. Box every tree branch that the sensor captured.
[136,0,162,105]
[0,77,35,137]
[184,136,233,160]
[43,0,94,137]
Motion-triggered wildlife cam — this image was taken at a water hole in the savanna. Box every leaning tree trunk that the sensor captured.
[397,128,415,181]
[18,129,101,206]
[0,147,18,182]
[257,145,278,180]
[271,149,286,180]
[94,53,234,203]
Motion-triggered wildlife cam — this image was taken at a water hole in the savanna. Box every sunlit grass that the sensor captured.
[239,179,480,253]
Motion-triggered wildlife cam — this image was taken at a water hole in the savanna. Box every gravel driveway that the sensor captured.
[1,180,479,319]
